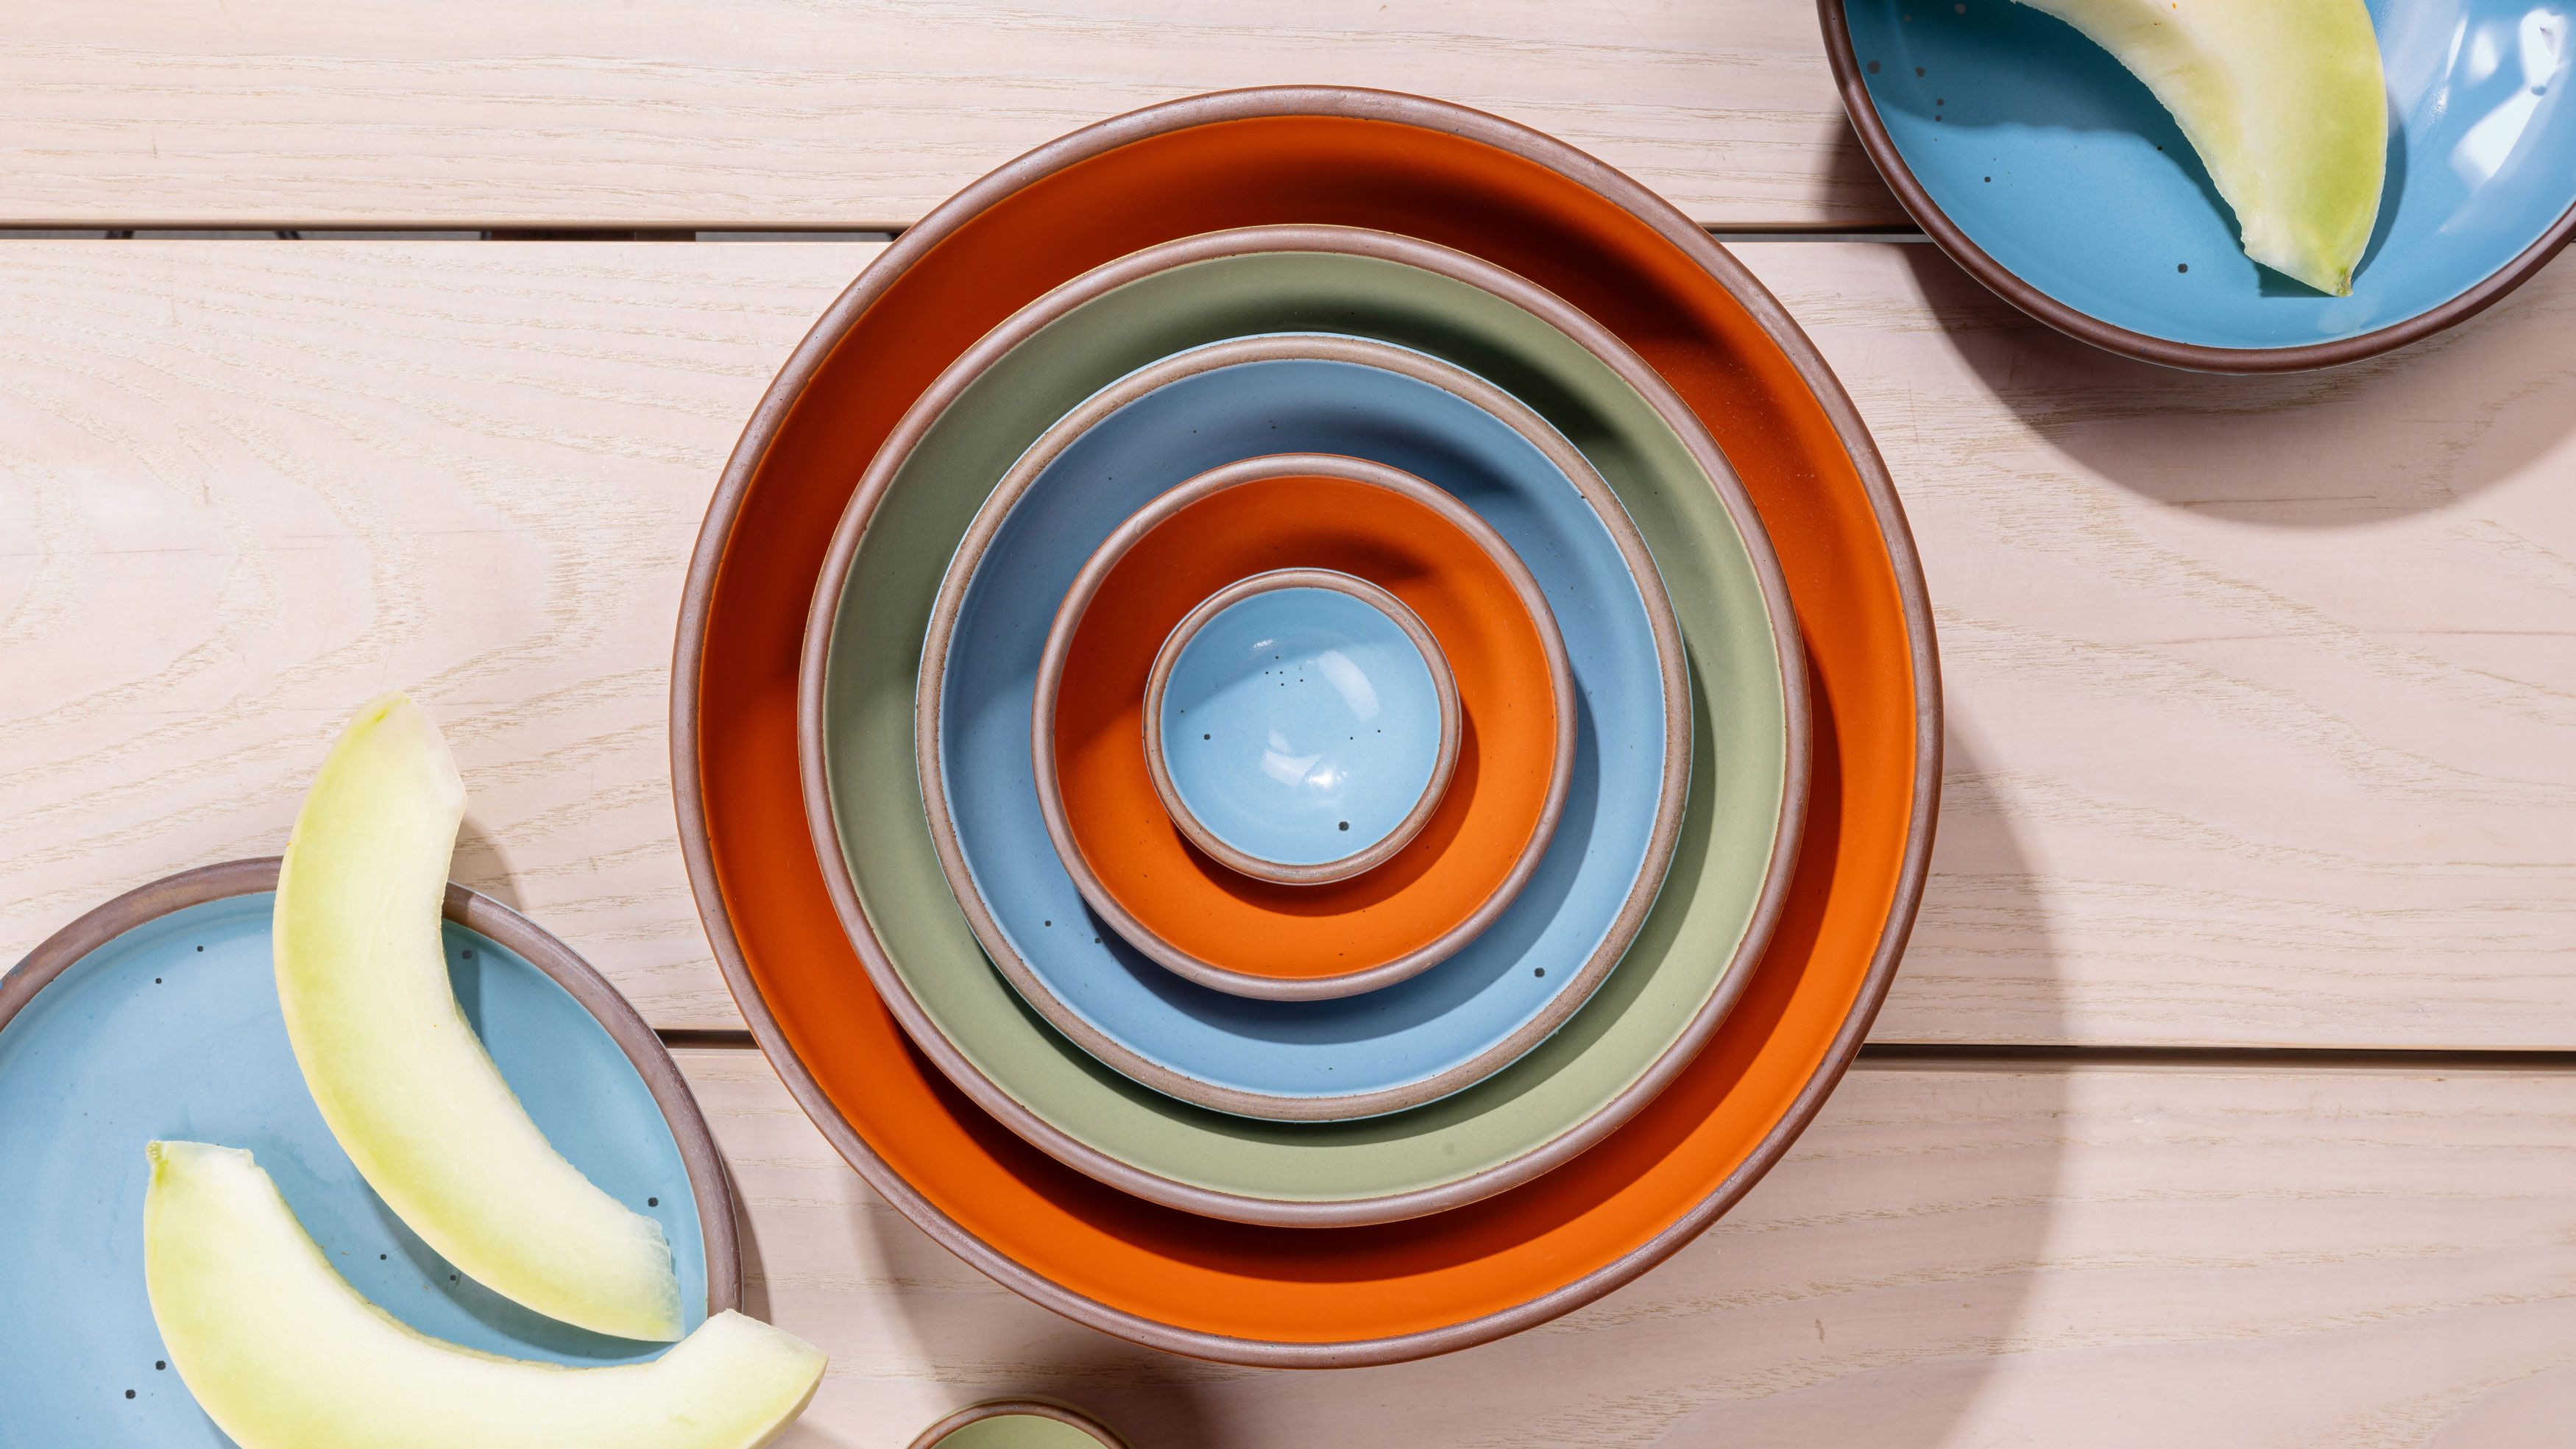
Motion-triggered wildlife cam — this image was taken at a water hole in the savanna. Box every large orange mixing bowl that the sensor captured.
[675,87,1936,1366]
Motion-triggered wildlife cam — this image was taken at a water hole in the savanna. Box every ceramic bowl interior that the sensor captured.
[920,338,1674,1124]
[692,94,1889,1365]
[1034,439,1570,1005]
[0,860,735,1443]
[806,233,1792,1217]
[1147,567,1460,885]
[1830,0,2576,362]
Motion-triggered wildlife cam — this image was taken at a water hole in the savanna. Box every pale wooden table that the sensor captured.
[7,5,2575,1445]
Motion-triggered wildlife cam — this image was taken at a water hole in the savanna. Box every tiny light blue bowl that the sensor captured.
[1826,0,2576,367]
[0,860,729,1448]
[1148,571,1459,883]
[932,343,1671,1121]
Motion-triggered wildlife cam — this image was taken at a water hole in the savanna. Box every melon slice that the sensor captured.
[275,692,681,1341]
[2015,0,2388,294]
[143,1141,824,1449]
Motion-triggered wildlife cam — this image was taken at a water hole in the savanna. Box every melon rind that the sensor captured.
[275,692,682,1340]
[143,1141,823,1449]
[2015,0,2388,295]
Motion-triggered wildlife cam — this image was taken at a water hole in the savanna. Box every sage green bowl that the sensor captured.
[799,225,1807,1227]
[907,1400,1128,1449]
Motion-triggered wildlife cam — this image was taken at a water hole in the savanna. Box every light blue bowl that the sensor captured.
[933,347,1671,1120]
[1832,0,2576,364]
[1150,573,1457,879]
[0,864,719,1447]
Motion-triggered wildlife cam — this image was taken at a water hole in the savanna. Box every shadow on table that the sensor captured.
[451,814,523,912]
[1631,727,2067,1448]
[1898,244,2576,528]
[827,712,2073,1446]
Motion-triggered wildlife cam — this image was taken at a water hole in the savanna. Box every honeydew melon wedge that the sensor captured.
[2014,0,2388,295]
[143,1141,824,1449]
[275,693,682,1341]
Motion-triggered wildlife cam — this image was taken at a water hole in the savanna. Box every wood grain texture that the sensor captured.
[0,1,1894,230]
[8,240,2576,1046]
[681,1046,2576,1448]
[1732,241,2576,1048]
[0,240,880,1028]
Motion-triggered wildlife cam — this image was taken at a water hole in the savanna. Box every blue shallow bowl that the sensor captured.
[0,860,731,1447]
[933,345,1672,1122]
[1150,572,1457,880]
[1826,0,2576,368]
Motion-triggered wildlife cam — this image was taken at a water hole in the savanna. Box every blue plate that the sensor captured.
[0,860,726,1448]
[1830,0,2576,366]
[1152,574,1455,876]
[934,347,1671,1121]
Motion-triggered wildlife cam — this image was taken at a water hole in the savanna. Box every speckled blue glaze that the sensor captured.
[0,891,709,1447]
[935,347,1666,1113]
[1842,0,2576,350]
[1158,582,1448,871]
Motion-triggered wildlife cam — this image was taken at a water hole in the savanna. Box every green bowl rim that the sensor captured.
[820,230,1794,1177]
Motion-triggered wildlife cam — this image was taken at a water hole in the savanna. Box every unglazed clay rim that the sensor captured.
[684,86,1920,1367]
[1001,350,1586,1005]
[1816,0,2576,373]
[913,337,1666,1115]
[906,1398,1131,1449]
[1143,567,1463,888]
[0,857,744,1321]
[1025,439,1571,1002]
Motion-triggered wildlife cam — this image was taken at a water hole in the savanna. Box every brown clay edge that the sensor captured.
[676,84,1918,1368]
[907,1398,1132,1449]
[1815,0,2576,374]
[1140,566,1463,888]
[0,856,745,1320]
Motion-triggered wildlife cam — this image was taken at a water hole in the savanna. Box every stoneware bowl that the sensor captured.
[1822,0,2576,369]
[913,330,1672,1124]
[682,89,1914,1366]
[814,229,1795,1205]
[907,1399,1130,1449]
[1144,567,1462,886]
[0,859,738,1442]
[1030,442,1571,1005]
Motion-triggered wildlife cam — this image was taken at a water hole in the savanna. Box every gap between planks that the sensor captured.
[652,1027,2576,1073]
[0,226,1931,244]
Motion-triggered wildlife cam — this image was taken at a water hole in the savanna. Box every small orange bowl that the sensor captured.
[1036,451,1571,1002]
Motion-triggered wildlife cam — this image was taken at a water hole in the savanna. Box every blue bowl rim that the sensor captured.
[0,856,743,1320]
[1815,0,2576,372]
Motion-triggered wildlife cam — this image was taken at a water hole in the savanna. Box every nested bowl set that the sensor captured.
[0,88,1940,1388]
[678,87,1939,1367]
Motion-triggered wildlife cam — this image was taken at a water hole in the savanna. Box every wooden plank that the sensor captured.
[1733,241,2576,1048]
[0,1,1892,230]
[8,240,2576,1046]
[0,241,868,1029]
[682,1047,2576,1447]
